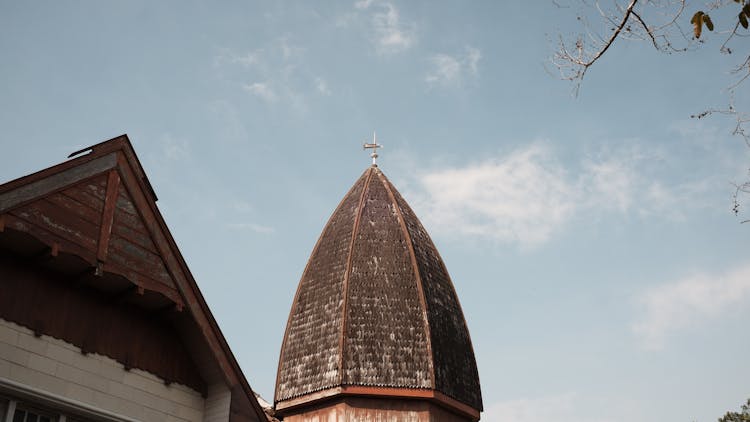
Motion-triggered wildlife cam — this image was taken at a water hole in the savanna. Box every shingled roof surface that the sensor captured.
[275,166,482,412]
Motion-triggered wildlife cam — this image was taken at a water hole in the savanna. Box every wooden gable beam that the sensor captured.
[97,170,120,263]
[0,153,117,213]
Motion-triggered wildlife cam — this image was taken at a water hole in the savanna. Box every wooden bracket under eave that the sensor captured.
[68,266,97,288]
[95,261,104,277]
[31,243,59,263]
[108,284,145,305]
[149,301,184,319]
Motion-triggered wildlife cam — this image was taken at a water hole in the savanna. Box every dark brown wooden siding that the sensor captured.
[0,254,206,394]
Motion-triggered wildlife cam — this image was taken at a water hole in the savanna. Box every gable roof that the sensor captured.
[0,134,268,422]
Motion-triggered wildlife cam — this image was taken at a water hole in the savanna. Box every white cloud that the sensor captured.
[315,77,331,96]
[426,46,482,87]
[231,200,254,213]
[466,46,481,74]
[414,145,575,248]
[226,222,275,234]
[409,143,704,248]
[425,55,461,85]
[581,156,637,213]
[485,393,617,422]
[213,48,261,68]
[243,82,278,103]
[632,264,750,350]
[278,36,303,60]
[160,133,190,161]
[354,0,374,8]
[216,38,327,110]
[356,1,416,54]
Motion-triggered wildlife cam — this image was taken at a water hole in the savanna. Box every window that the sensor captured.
[0,396,100,422]
[11,406,55,422]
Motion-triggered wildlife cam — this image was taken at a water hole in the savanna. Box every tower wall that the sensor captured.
[281,397,473,422]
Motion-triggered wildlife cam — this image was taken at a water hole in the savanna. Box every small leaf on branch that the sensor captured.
[703,14,714,31]
[740,11,749,29]
[691,11,704,38]
[744,4,750,17]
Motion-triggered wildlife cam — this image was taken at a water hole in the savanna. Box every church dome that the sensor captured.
[275,166,482,415]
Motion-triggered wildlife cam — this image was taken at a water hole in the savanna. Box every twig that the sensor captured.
[631,9,660,49]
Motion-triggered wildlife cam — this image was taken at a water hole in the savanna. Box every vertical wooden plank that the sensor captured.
[0,214,4,232]
[97,170,120,262]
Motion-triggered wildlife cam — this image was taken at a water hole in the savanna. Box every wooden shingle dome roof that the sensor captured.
[275,165,482,416]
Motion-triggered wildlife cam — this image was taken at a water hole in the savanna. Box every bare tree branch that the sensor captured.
[631,9,660,49]
[553,0,750,222]
[575,0,638,72]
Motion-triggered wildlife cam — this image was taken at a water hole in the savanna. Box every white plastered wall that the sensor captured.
[203,383,231,422]
[0,318,209,421]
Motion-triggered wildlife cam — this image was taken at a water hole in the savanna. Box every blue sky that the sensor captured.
[1,1,749,421]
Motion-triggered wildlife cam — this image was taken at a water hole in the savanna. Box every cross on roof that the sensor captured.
[363,131,383,166]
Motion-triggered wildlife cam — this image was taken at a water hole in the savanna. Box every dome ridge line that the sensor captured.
[274,170,370,404]
[376,170,435,388]
[420,216,484,409]
[337,167,375,386]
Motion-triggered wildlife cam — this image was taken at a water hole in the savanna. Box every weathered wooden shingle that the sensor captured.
[343,173,432,389]
[387,176,483,411]
[275,166,482,412]
[276,172,367,400]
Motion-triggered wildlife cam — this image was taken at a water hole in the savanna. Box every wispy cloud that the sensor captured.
[485,393,617,422]
[160,133,190,161]
[231,200,254,213]
[425,46,481,87]
[632,264,750,350]
[206,100,250,144]
[409,143,707,248]
[215,38,326,110]
[226,222,275,234]
[355,0,416,54]
[243,82,278,103]
[213,48,261,68]
[315,77,331,96]
[278,36,303,60]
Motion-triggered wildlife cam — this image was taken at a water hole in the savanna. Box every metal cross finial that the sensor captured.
[363,131,383,166]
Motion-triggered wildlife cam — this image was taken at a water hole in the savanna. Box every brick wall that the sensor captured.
[0,318,206,421]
